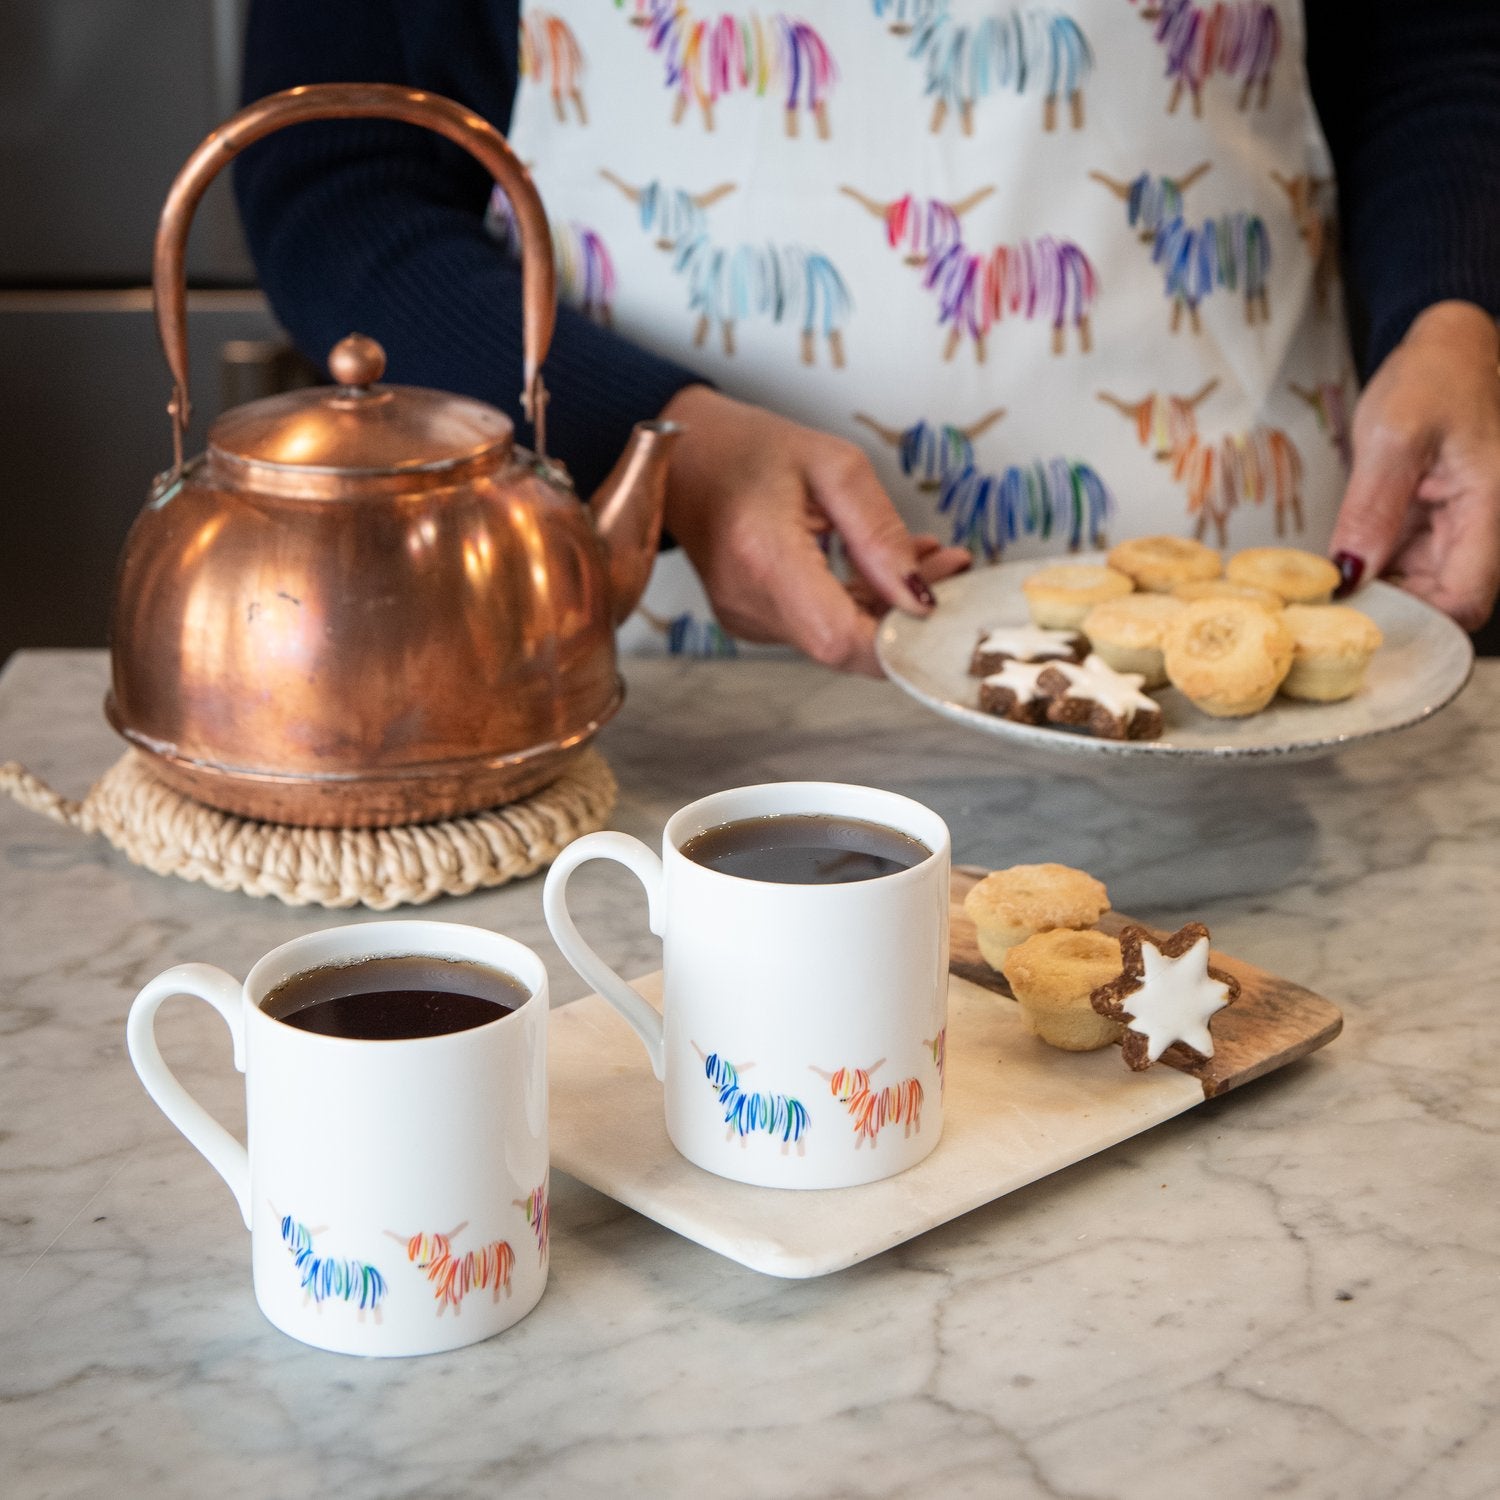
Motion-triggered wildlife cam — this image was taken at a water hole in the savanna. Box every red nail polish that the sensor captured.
[905,572,937,608]
[1333,551,1364,598]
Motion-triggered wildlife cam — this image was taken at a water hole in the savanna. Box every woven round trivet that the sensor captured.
[0,748,617,910]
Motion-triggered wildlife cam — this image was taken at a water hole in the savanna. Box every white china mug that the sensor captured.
[126,921,550,1357]
[543,782,950,1189]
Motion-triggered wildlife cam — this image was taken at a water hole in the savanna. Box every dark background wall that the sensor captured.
[0,0,296,668]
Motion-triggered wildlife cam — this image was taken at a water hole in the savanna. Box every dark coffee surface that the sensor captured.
[263,955,528,1040]
[680,813,931,885]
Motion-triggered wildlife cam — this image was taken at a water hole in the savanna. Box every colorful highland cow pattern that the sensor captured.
[1098,380,1304,542]
[925,1027,947,1092]
[855,407,1004,490]
[603,171,850,365]
[696,1045,812,1152]
[923,232,1097,358]
[1271,170,1340,314]
[872,1,1094,134]
[278,1213,388,1317]
[521,10,589,122]
[939,456,1113,557]
[617,0,838,137]
[515,1178,552,1264]
[487,187,618,325]
[394,1226,517,1315]
[1290,375,1352,467]
[814,1062,924,1147]
[640,606,739,657]
[1129,0,1281,116]
[1091,164,1270,331]
[503,0,1346,597]
[857,408,1113,557]
[870,189,969,267]
[841,184,1095,358]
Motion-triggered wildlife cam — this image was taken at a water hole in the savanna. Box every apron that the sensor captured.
[500,0,1352,655]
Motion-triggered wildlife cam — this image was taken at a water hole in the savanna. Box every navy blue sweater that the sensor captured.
[236,0,1500,497]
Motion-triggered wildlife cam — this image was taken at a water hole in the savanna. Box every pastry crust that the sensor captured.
[1081,594,1187,688]
[1107,535,1222,593]
[1021,563,1134,629]
[1225,547,1341,605]
[1279,604,1384,701]
[964,863,1111,974]
[1002,927,1126,1051]
[1163,598,1295,716]
[965,863,1111,931]
[1171,578,1285,611]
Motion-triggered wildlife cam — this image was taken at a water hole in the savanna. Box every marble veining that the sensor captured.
[2,650,1498,1499]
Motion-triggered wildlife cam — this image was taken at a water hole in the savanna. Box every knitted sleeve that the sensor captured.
[1306,0,1500,374]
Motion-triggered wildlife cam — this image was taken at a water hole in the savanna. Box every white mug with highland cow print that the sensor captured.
[544,782,950,1189]
[126,921,550,1357]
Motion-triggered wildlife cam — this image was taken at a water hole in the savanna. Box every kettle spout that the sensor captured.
[589,420,681,625]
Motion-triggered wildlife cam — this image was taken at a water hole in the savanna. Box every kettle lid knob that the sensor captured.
[328,333,387,390]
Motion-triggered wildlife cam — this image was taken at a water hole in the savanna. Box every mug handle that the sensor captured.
[126,964,251,1228]
[543,833,667,1079]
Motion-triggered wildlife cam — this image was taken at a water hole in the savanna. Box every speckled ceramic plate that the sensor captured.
[876,554,1474,766]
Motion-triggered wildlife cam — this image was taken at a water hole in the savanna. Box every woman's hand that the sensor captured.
[656,385,972,674]
[1331,301,1500,631]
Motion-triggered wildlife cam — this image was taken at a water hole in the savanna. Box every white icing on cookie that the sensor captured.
[1047,655,1159,721]
[1122,935,1232,1062]
[981,660,1051,704]
[976,626,1080,662]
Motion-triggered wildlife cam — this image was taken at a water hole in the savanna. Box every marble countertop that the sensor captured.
[2,650,1497,1500]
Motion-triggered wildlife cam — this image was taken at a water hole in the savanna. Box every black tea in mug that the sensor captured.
[262,954,529,1040]
[679,813,931,885]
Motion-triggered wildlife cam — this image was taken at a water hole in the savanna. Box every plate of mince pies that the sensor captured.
[876,539,1474,764]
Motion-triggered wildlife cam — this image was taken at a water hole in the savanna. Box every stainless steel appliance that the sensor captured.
[0,0,299,665]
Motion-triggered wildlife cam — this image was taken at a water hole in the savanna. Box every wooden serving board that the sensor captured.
[951,865,1342,1098]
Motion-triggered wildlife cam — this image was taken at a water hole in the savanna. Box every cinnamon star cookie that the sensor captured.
[1035,656,1164,740]
[969,625,1088,677]
[1090,922,1241,1071]
[977,659,1052,724]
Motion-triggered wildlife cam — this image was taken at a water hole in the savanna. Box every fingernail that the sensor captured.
[1333,551,1364,598]
[905,572,937,609]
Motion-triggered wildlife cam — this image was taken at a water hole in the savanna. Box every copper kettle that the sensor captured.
[107,84,678,827]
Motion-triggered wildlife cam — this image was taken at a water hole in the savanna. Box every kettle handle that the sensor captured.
[152,82,557,475]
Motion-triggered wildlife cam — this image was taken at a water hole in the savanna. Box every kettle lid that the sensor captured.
[208,333,513,475]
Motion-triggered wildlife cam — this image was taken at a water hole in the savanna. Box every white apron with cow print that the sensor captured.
[499,0,1353,655]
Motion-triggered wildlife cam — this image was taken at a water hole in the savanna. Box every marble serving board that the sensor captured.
[548,870,1342,1278]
